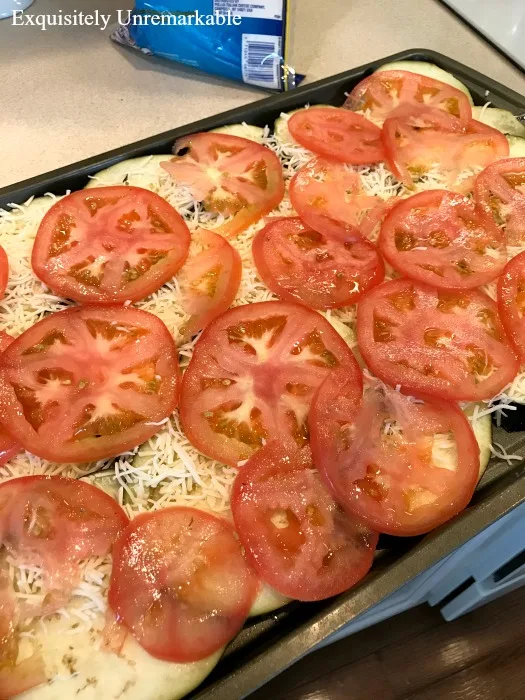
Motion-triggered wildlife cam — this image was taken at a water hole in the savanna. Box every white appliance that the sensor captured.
[0,0,33,19]
[442,0,525,71]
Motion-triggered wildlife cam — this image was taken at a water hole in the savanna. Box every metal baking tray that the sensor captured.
[2,49,525,700]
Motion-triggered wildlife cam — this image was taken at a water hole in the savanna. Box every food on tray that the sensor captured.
[289,156,389,239]
[344,69,473,124]
[374,61,474,103]
[0,306,180,462]
[180,300,358,466]
[287,107,385,164]
[32,187,191,304]
[378,189,506,289]
[252,216,384,309]
[161,132,285,237]
[474,157,525,245]
[1,62,524,700]
[382,107,509,191]
[498,251,525,362]
[231,440,378,601]
[357,279,518,401]
[471,106,525,138]
[310,368,479,536]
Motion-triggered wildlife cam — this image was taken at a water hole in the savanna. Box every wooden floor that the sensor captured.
[250,586,525,700]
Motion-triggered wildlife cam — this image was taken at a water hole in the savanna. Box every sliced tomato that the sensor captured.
[0,476,127,695]
[0,246,9,299]
[161,132,285,237]
[231,441,377,601]
[0,476,128,590]
[379,189,507,289]
[0,306,179,463]
[252,216,384,310]
[344,70,472,124]
[382,108,509,192]
[498,251,525,363]
[289,156,391,239]
[31,186,190,304]
[180,300,359,467]
[1,567,47,699]
[0,648,46,699]
[287,108,385,165]
[108,507,257,662]
[0,331,20,467]
[475,157,525,245]
[310,371,479,536]
[357,278,519,401]
[0,332,13,354]
[178,228,242,340]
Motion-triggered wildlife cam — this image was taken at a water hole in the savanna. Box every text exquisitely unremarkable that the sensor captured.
[11,9,242,32]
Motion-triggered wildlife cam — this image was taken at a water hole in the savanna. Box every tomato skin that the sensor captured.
[498,251,525,363]
[179,228,242,340]
[0,246,9,299]
[310,370,480,536]
[162,132,285,237]
[288,108,385,165]
[231,441,378,601]
[32,186,191,304]
[344,70,472,124]
[474,157,525,245]
[289,156,391,240]
[0,331,20,466]
[252,216,384,310]
[0,476,129,590]
[356,278,519,401]
[382,108,508,192]
[378,189,507,290]
[0,475,128,694]
[109,507,257,662]
[0,306,180,463]
[180,300,359,467]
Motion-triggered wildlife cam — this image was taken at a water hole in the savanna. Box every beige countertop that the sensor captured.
[2,0,525,189]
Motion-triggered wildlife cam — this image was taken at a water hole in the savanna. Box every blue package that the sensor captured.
[112,0,302,91]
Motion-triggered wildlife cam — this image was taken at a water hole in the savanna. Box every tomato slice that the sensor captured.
[289,156,391,238]
[474,157,525,245]
[0,476,128,591]
[178,228,242,340]
[0,476,128,695]
[357,278,519,401]
[287,108,385,165]
[0,246,9,299]
[180,300,359,467]
[252,216,384,310]
[0,575,46,699]
[498,251,525,363]
[382,108,509,192]
[0,306,180,463]
[310,370,479,536]
[0,331,21,467]
[108,507,257,662]
[31,186,190,304]
[0,332,13,354]
[231,441,377,601]
[379,189,507,289]
[161,132,285,237]
[344,70,472,124]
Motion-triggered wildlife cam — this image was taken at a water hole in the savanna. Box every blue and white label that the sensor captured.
[242,33,282,89]
[214,0,283,21]
[117,0,291,91]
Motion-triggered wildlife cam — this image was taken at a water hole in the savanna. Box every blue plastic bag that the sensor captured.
[112,1,301,91]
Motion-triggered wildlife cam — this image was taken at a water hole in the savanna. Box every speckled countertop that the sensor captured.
[2,0,525,188]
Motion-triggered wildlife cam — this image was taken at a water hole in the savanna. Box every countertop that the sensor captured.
[2,0,525,189]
